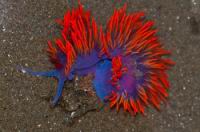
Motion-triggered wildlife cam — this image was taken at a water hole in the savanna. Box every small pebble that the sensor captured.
[37,124,41,128]
[169,27,172,31]
[21,69,27,74]
[71,112,76,117]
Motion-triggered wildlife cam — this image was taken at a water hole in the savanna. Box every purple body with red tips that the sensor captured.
[21,2,174,115]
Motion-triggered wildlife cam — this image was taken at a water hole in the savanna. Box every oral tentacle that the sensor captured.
[18,66,70,106]
[18,66,57,77]
[50,77,66,106]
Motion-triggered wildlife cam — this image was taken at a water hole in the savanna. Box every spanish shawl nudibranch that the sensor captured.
[21,2,174,115]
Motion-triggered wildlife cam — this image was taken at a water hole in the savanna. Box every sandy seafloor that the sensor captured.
[0,0,200,132]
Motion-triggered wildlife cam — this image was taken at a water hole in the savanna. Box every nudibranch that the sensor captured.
[21,2,174,115]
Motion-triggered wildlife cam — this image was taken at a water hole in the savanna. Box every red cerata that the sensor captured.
[20,2,174,115]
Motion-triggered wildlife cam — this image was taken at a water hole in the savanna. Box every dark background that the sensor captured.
[0,0,200,131]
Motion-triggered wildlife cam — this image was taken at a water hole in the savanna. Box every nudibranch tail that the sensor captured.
[92,4,175,115]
